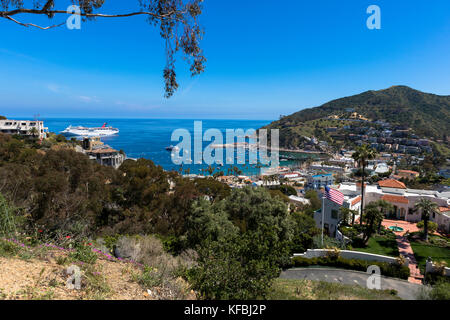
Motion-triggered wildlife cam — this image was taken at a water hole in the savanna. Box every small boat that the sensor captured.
[166,145,180,152]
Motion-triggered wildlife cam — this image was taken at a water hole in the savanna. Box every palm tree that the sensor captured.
[366,200,393,233]
[28,127,39,138]
[352,144,377,225]
[339,207,358,226]
[414,198,440,242]
[362,201,387,244]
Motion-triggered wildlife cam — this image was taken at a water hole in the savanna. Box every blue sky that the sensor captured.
[0,0,449,120]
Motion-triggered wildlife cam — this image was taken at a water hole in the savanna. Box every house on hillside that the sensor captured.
[317,179,450,237]
[306,173,334,190]
[81,137,125,169]
[0,119,48,139]
[397,170,419,180]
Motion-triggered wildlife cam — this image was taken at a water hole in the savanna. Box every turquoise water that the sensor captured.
[40,118,318,176]
[388,226,404,232]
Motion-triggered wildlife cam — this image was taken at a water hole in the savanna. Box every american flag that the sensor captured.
[325,185,344,205]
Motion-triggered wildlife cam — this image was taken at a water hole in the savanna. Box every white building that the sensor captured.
[0,119,48,139]
[307,173,335,190]
[315,179,450,237]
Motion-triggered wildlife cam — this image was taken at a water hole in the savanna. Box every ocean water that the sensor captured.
[41,118,318,176]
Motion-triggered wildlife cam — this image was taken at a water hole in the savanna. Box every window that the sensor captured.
[331,210,338,220]
[408,208,413,215]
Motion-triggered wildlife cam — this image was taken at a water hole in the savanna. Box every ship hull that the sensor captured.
[61,126,119,137]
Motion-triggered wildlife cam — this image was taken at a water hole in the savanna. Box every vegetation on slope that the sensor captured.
[264,86,450,149]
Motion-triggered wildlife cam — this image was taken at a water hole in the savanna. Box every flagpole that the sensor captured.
[321,188,325,247]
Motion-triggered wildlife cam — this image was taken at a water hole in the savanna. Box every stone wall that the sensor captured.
[425,260,450,277]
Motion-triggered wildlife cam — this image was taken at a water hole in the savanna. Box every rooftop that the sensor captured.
[378,179,407,189]
[381,194,409,204]
[398,170,419,175]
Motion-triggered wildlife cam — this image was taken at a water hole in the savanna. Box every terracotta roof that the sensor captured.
[398,170,419,175]
[439,207,450,213]
[89,148,118,154]
[378,179,406,189]
[381,194,409,204]
[351,196,361,206]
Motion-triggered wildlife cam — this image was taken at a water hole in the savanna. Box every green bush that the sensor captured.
[0,239,20,257]
[0,194,22,237]
[291,256,410,280]
[424,272,450,286]
[417,220,438,234]
[429,281,450,300]
[69,243,97,264]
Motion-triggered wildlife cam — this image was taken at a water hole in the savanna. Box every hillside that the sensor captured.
[264,86,450,150]
[0,237,197,300]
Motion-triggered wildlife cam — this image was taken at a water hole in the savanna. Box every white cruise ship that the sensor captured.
[61,123,119,137]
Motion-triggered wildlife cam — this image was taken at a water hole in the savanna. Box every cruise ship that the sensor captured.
[61,123,119,137]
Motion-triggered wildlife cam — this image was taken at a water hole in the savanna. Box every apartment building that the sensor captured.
[0,119,48,139]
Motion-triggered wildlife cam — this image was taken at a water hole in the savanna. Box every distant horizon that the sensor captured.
[1,115,276,121]
[2,84,449,122]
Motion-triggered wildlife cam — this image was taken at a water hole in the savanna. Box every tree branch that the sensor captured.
[0,7,185,30]
[4,15,65,30]
[0,8,185,20]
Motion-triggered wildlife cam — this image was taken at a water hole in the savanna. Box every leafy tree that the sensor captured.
[289,212,319,253]
[414,198,440,242]
[352,144,377,225]
[304,189,321,211]
[187,187,295,299]
[192,177,231,202]
[188,233,281,300]
[185,198,238,248]
[0,0,206,98]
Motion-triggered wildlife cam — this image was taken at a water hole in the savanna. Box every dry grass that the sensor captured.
[115,235,196,300]
[0,235,197,300]
[0,251,153,300]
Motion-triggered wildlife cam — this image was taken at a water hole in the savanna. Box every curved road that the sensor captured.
[280,267,428,300]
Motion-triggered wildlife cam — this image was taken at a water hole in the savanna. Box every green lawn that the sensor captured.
[410,240,450,272]
[268,278,400,300]
[352,236,399,257]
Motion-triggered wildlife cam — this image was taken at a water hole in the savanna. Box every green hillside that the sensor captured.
[264,86,450,149]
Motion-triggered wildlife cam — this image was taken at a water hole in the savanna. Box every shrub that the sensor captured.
[417,220,438,234]
[83,266,111,300]
[69,243,97,264]
[0,194,22,237]
[116,235,194,299]
[429,281,450,300]
[0,239,20,257]
[291,256,410,280]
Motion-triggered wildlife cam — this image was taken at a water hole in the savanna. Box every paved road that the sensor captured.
[280,267,428,300]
